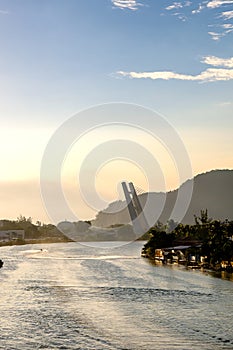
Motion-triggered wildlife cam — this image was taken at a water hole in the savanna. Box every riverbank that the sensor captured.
[141,212,233,274]
[0,237,70,248]
[141,250,233,273]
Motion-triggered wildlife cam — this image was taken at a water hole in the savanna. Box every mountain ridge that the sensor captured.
[93,169,233,227]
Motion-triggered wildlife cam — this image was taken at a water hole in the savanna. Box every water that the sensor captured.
[0,241,233,350]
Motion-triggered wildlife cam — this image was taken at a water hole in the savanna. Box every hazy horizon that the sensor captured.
[1,168,232,224]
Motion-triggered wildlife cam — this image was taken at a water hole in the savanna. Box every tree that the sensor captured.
[17,215,32,224]
[194,210,212,241]
[194,209,212,225]
[143,226,175,258]
[142,211,233,268]
[166,219,178,233]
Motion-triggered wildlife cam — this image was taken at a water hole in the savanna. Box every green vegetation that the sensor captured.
[142,210,233,270]
[0,216,70,246]
[0,217,136,244]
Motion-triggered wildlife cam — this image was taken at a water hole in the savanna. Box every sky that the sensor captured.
[0,0,232,223]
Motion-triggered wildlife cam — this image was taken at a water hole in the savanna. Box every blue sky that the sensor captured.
[0,0,233,222]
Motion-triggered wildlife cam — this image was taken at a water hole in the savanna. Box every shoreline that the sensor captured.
[142,254,233,275]
[0,237,70,247]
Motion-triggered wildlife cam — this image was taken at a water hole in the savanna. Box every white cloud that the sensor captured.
[192,4,205,14]
[172,12,188,21]
[221,10,233,18]
[0,9,8,14]
[165,0,196,13]
[117,68,233,82]
[111,0,143,10]
[165,2,189,21]
[208,31,225,40]
[116,55,233,83]
[166,2,183,10]
[207,0,233,8]
[165,1,206,22]
[205,3,233,40]
[208,22,233,40]
[164,0,233,39]
[221,23,233,28]
[202,55,233,67]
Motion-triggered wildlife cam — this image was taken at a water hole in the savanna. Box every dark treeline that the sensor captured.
[0,215,69,246]
[142,210,233,269]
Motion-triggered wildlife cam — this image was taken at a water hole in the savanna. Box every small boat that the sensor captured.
[187,262,201,269]
[0,259,3,268]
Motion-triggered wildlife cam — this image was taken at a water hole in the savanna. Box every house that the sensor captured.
[0,230,25,241]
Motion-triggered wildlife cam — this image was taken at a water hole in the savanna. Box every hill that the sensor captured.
[93,169,233,227]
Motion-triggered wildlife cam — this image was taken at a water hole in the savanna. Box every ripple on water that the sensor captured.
[0,242,233,350]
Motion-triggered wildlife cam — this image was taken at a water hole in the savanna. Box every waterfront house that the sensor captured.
[0,230,25,241]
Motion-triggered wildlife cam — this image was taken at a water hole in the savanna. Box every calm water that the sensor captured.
[0,241,233,350]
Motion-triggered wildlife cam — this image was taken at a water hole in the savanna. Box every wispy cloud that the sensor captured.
[165,1,192,10]
[111,0,143,10]
[202,55,233,67]
[208,31,225,40]
[116,55,233,82]
[221,23,233,28]
[165,2,184,10]
[172,12,188,21]
[221,10,233,19]
[164,1,191,21]
[117,68,233,82]
[192,4,205,14]
[165,1,233,40]
[207,0,233,8]
[207,7,233,39]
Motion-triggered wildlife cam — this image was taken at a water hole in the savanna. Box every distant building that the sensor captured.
[0,230,25,241]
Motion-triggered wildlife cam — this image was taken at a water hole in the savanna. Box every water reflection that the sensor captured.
[0,242,233,350]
